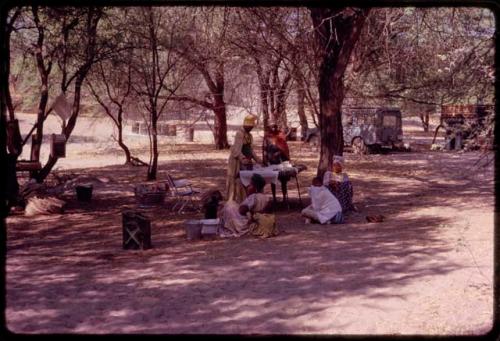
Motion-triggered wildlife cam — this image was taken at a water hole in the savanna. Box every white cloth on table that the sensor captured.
[239,166,279,186]
[239,165,297,187]
[301,186,342,224]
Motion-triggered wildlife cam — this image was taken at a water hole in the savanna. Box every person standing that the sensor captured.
[226,114,262,203]
[262,123,290,166]
[262,123,292,203]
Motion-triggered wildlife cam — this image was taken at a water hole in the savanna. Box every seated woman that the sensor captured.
[322,156,355,212]
[301,176,343,224]
[220,174,277,238]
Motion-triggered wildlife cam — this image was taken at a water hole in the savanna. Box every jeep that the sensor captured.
[305,107,404,154]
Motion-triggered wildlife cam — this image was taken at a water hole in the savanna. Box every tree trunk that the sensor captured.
[269,58,280,125]
[1,8,18,217]
[254,59,271,131]
[30,83,48,157]
[147,113,158,180]
[212,92,229,150]
[0,75,12,339]
[117,121,132,164]
[30,43,49,179]
[30,81,48,179]
[305,89,319,128]
[30,6,50,179]
[432,124,443,145]
[276,97,287,129]
[115,108,131,164]
[296,79,308,141]
[310,8,370,178]
[317,75,344,178]
[260,84,270,130]
[269,92,277,125]
[36,75,84,182]
[275,73,292,130]
[4,27,14,121]
[419,112,430,132]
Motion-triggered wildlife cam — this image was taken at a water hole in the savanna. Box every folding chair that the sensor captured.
[165,173,201,213]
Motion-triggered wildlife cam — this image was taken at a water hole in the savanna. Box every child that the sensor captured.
[220,174,277,238]
[322,156,355,212]
[301,176,343,224]
[200,189,224,219]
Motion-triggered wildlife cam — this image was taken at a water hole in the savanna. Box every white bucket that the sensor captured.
[200,218,220,235]
[184,220,202,241]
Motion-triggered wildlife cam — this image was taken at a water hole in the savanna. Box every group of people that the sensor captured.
[211,114,355,239]
[225,115,290,203]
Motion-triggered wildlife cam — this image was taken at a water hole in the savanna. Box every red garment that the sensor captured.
[274,133,290,160]
[264,131,290,161]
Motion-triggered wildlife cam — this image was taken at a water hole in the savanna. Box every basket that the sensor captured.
[134,183,166,206]
[76,185,93,202]
[200,218,220,236]
[136,192,165,206]
[184,220,203,241]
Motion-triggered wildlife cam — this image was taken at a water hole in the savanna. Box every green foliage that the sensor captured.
[346,8,495,112]
[8,6,495,126]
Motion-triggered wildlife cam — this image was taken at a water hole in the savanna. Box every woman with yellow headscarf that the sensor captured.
[226,114,262,203]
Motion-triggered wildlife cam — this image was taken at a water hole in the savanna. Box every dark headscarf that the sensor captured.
[251,174,266,192]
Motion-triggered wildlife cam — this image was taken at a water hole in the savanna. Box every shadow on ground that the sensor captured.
[5,146,493,333]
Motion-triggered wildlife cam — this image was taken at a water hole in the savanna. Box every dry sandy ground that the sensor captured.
[5,115,494,335]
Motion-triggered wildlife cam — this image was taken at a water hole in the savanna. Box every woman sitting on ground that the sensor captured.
[322,156,355,212]
[220,174,277,238]
[301,176,343,224]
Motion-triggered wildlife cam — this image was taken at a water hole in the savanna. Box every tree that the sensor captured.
[309,7,370,177]
[230,8,298,131]
[128,7,192,180]
[86,59,134,164]
[3,7,20,122]
[170,7,232,149]
[3,8,22,163]
[1,5,17,217]
[35,7,103,182]
[345,8,494,131]
[10,7,104,182]
[230,8,323,138]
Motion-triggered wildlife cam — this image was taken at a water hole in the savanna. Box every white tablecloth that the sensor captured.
[239,165,296,187]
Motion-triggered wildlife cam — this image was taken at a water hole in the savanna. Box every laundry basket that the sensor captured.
[134,183,166,206]
[184,220,203,241]
[200,218,220,236]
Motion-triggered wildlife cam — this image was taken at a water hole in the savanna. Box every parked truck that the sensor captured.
[305,107,404,154]
[437,104,493,150]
